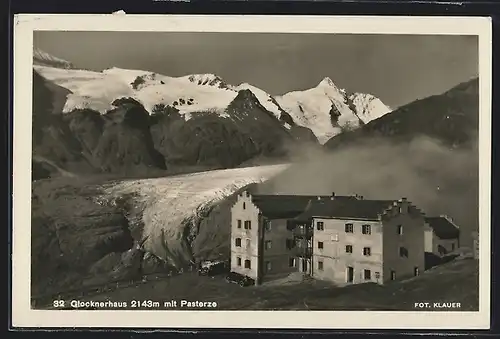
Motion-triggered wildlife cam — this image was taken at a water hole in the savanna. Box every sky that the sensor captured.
[33,32,478,108]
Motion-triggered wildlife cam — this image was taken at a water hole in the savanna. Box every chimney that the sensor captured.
[317,196,321,201]
[401,197,407,202]
[331,192,336,197]
[440,214,459,228]
[330,192,335,200]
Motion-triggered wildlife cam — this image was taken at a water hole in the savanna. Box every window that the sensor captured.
[237,220,242,229]
[345,223,354,233]
[286,238,294,250]
[237,257,242,266]
[451,243,455,251]
[296,238,303,248]
[318,260,324,271]
[363,247,371,256]
[265,221,272,231]
[265,240,272,250]
[243,202,246,210]
[289,257,296,267]
[362,224,371,235]
[244,259,251,269]
[345,245,353,253]
[364,269,371,280]
[375,272,380,279]
[391,270,396,281]
[235,238,242,247]
[316,221,324,231]
[246,191,250,197]
[244,220,252,230]
[397,225,403,235]
[246,239,251,248]
[399,247,409,258]
[414,267,419,276]
[318,241,324,249]
[265,261,272,272]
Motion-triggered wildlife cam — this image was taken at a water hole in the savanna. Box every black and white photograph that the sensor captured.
[12,15,491,329]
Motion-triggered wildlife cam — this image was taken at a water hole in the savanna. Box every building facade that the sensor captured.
[303,198,426,285]
[230,191,314,284]
[230,191,261,281]
[312,217,383,285]
[230,191,356,284]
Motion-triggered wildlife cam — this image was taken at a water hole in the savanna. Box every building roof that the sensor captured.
[294,198,397,221]
[425,216,460,239]
[251,194,357,219]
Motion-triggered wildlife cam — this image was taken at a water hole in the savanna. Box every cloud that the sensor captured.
[257,135,479,246]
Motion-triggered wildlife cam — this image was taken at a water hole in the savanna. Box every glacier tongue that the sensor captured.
[100,164,289,265]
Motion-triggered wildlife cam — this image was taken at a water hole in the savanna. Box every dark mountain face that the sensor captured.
[91,102,167,174]
[32,71,95,180]
[33,70,167,178]
[32,73,319,179]
[150,89,301,169]
[325,78,479,149]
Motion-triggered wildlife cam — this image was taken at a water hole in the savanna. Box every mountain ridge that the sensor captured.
[324,77,479,150]
[32,48,392,145]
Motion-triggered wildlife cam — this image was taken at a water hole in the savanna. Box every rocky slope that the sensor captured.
[32,71,301,178]
[325,77,479,149]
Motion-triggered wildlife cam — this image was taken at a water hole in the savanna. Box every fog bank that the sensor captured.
[257,136,479,247]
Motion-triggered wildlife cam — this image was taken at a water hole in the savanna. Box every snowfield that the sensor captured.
[99,164,289,265]
[34,65,238,117]
[349,92,392,124]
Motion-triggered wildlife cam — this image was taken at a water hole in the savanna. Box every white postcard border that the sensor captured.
[12,14,492,329]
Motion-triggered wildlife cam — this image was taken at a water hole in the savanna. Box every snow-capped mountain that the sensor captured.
[33,48,74,69]
[32,49,392,145]
[275,77,391,144]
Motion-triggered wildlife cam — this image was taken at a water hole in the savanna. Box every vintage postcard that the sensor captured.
[12,14,492,329]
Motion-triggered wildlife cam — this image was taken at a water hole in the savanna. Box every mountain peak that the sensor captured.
[317,77,338,88]
[186,73,228,89]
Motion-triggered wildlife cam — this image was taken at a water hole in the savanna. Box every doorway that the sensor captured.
[347,266,354,283]
[391,270,396,281]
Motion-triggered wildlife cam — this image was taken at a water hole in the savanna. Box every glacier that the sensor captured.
[98,164,290,265]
